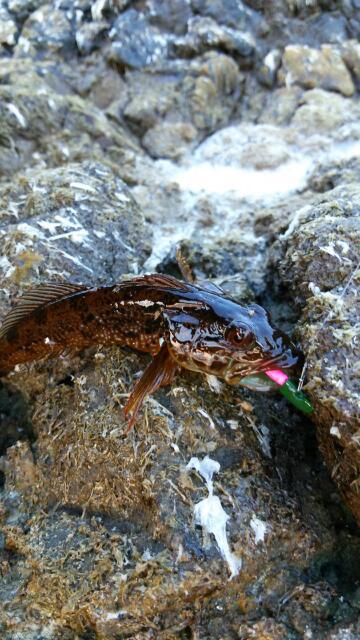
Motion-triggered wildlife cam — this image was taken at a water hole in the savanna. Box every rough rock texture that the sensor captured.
[0,0,359,638]
[0,162,148,312]
[272,185,360,520]
[279,44,355,96]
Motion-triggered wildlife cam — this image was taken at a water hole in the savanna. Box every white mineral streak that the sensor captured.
[186,456,241,577]
[100,610,127,621]
[50,228,89,244]
[206,374,223,394]
[197,407,216,431]
[0,256,16,278]
[69,181,98,194]
[308,282,321,296]
[320,243,343,263]
[17,223,45,239]
[264,49,280,72]
[330,425,341,439]
[250,515,267,545]
[6,103,27,128]
[91,0,107,21]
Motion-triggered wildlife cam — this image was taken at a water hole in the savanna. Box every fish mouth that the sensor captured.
[224,350,299,385]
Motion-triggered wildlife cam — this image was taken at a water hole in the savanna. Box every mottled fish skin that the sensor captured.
[161,286,299,383]
[0,276,184,372]
[0,274,300,423]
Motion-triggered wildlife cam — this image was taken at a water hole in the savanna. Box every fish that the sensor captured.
[0,274,300,427]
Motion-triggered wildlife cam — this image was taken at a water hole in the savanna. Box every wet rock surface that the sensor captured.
[0,1,359,639]
[272,185,360,521]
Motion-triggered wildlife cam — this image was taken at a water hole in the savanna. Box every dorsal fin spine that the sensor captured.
[0,282,89,340]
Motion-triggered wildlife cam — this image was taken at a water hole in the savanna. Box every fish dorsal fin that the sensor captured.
[0,282,89,340]
[138,274,192,291]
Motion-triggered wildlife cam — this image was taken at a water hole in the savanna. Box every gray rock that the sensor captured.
[147,0,192,35]
[258,86,303,124]
[8,0,49,18]
[341,39,360,84]
[0,60,139,176]
[272,184,360,522]
[0,7,17,46]
[0,161,148,315]
[308,156,360,193]
[109,8,170,70]
[142,121,197,159]
[75,20,108,55]
[305,11,349,45]
[123,72,179,134]
[191,0,262,31]
[173,16,255,59]
[123,52,243,137]
[15,5,76,59]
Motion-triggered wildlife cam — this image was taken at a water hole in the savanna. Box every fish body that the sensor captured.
[0,274,299,425]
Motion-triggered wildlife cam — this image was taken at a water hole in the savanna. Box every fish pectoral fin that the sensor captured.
[123,343,177,432]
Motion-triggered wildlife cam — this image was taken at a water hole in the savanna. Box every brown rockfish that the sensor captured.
[0,275,299,427]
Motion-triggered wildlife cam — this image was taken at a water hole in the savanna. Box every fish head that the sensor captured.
[162,296,300,387]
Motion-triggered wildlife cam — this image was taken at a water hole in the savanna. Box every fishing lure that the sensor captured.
[0,274,313,427]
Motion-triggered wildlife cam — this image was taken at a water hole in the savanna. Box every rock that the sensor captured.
[142,121,197,159]
[173,16,255,59]
[183,52,243,131]
[7,0,44,20]
[258,86,303,125]
[257,48,282,87]
[0,161,148,315]
[272,184,360,521]
[191,0,262,31]
[109,8,170,70]
[91,0,131,20]
[88,66,128,110]
[1,0,360,636]
[15,5,76,59]
[308,156,360,193]
[2,328,357,638]
[305,11,349,45]
[188,122,292,169]
[0,7,17,46]
[123,72,178,134]
[124,52,243,137]
[341,39,360,84]
[291,88,360,135]
[147,0,192,35]
[75,20,108,55]
[0,62,139,176]
[279,44,355,97]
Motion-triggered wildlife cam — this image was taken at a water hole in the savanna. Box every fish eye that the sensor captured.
[225,324,252,346]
